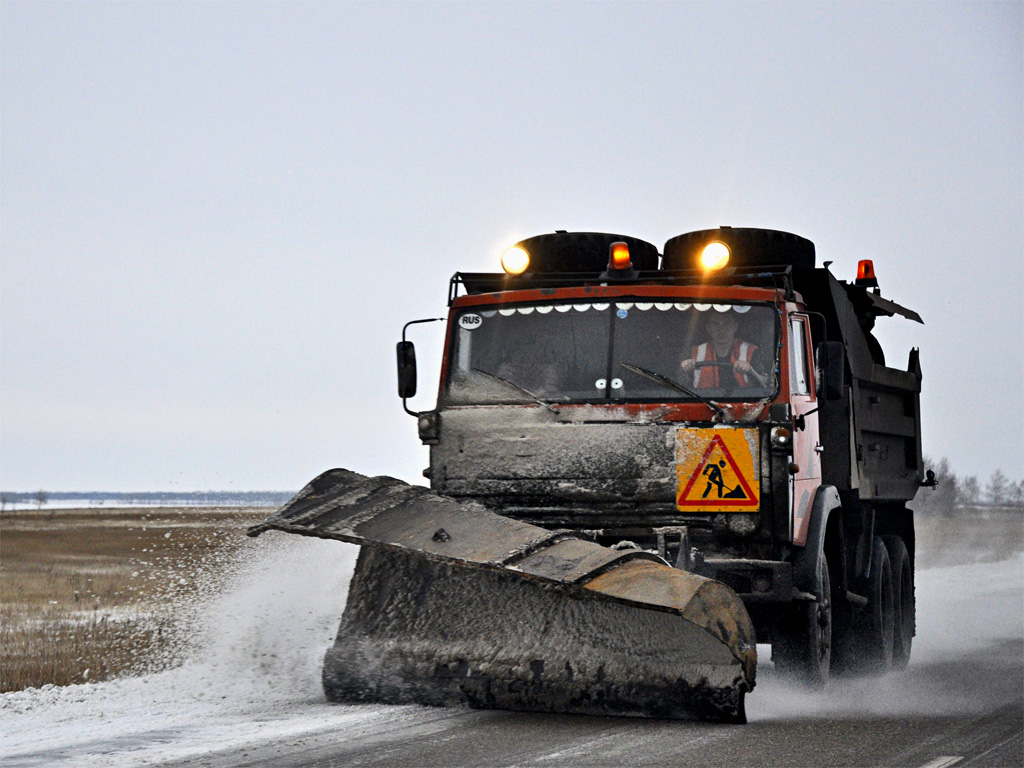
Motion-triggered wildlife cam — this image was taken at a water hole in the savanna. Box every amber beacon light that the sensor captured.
[609,241,632,270]
[700,241,730,271]
[855,259,878,288]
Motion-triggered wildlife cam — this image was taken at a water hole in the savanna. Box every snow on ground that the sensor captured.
[0,533,395,767]
[2,537,1022,766]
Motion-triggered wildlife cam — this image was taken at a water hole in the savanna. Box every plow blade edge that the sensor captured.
[248,469,756,723]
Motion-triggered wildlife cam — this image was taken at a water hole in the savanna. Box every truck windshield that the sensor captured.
[446,301,778,405]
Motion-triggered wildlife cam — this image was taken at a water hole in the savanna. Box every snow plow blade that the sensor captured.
[248,468,756,723]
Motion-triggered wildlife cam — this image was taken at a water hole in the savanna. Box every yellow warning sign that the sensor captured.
[676,428,760,512]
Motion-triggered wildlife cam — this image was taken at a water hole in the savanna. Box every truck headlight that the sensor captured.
[700,242,730,270]
[418,411,440,443]
[501,246,530,275]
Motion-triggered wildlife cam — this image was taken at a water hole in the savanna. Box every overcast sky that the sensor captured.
[2,1,1021,492]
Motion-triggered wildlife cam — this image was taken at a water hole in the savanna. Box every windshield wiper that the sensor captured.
[471,368,560,414]
[620,363,726,419]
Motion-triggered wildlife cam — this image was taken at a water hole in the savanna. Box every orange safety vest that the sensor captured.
[692,340,756,388]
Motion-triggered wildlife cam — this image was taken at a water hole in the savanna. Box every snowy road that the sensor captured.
[3,538,1021,767]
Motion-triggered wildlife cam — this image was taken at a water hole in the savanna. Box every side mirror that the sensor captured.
[396,341,417,399]
[816,341,845,401]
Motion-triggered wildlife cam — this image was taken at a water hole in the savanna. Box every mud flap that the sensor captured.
[249,469,756,723]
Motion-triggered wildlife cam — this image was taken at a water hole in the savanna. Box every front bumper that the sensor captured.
[694,557,810,605]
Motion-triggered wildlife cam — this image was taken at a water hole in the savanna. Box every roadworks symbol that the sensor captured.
[676,429,760,512]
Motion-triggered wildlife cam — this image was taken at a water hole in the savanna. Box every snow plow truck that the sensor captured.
[250,227,929,724]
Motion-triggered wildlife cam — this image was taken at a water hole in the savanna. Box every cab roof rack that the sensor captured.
[448,266,797,305]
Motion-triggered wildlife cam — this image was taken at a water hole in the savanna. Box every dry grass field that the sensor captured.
[0,507,266,693]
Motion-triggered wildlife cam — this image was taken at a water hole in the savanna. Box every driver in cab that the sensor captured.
[680,312,769,389]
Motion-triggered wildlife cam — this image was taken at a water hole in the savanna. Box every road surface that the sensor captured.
[3,541,1021,767]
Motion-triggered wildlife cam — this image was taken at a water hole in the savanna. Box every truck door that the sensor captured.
[789,314,822,546]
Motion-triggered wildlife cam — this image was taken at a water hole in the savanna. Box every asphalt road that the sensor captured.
[151,638,1021,768]
[4,546,1020,768]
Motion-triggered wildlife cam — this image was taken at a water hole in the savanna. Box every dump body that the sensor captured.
[795,268,923,502]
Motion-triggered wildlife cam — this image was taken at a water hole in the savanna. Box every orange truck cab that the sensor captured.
[398,228,929,683]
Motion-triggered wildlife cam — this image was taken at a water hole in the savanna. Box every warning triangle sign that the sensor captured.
[676,431,760,511]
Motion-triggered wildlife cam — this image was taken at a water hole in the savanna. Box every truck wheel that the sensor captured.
[849,536,894,674]
[773,551,831,686]
[882,535,914,670]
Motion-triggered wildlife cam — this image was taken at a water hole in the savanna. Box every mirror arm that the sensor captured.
[403,317,445,344]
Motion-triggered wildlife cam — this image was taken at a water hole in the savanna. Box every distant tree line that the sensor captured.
[912,458,1024,516]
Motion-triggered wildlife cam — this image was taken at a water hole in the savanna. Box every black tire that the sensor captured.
[882,535,914,670]
[845,536,894,675]
[773,551,832,686]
